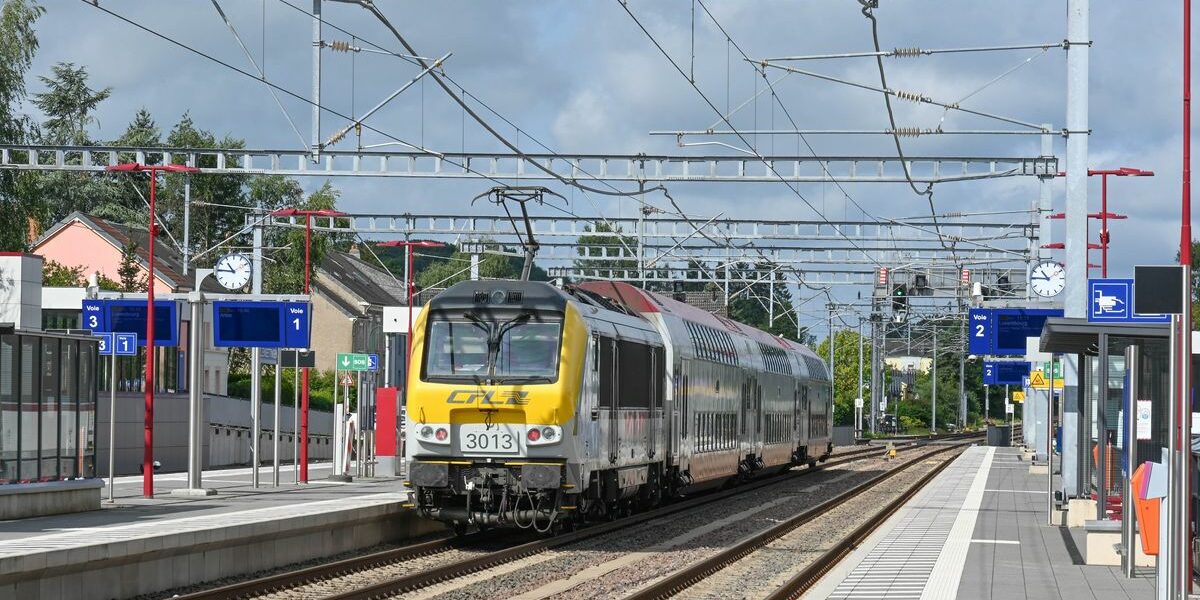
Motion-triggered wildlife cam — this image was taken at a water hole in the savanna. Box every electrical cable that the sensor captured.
[857,0,952,257]
[616,0,885,270]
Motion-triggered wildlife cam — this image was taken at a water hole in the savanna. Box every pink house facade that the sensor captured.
[31,212,192,293]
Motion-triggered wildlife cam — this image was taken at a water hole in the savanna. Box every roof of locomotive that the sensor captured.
[427,279,572,313]
[576,281,823,362]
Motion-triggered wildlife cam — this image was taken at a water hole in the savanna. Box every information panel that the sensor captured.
[991,308,1062,356]
[968,308,992,355]
[983,361,1031,385]
[105,300,179,346]
[213,301,311,348]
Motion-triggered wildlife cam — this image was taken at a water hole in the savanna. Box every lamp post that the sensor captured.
[1089,167,1154,277]
[269,207,346,483]
[1045,167,1154,277]
[105,163,200,498]
[376,240,446,389]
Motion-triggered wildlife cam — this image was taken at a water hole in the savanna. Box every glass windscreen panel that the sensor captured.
[425,321,490,378]
[424,318,562,383]
[495,323,561,380]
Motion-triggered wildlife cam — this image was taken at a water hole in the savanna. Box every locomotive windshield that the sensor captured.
[424,315,561,383]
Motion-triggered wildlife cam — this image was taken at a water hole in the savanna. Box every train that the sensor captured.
[404,279,833,533]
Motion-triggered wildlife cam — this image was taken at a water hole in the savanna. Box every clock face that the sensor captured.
[215,253,252,291]
[1030,261,1066,297]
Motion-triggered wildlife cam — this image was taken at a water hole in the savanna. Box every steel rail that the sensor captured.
[175,443,894,600]
[627,439,973,600]
[313,437,979,600]
[762,446,963,600]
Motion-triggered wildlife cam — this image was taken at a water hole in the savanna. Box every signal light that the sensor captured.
[527,428,542,442]
[891,284,908,311]
[542,427,555,440]
[434,428,448,441]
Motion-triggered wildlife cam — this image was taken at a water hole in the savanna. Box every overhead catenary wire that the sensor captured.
[615,0,886,271]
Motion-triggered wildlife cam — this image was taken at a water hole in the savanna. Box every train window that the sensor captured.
[423,321,488,378]
[495,322,561,380]
[599,337,615,409]
[618,340,651,409]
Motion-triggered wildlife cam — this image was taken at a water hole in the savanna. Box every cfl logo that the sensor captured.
[445,390,530,406]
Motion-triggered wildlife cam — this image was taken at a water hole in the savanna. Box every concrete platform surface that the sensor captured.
[0,462,442,600]
[806,446,1157,600]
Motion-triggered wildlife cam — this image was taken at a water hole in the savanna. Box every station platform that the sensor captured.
[807,446,1157,600]
[0,462,442,600]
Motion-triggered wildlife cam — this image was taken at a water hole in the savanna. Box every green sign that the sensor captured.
[1041,361,1063,379]
[337,352,371,371]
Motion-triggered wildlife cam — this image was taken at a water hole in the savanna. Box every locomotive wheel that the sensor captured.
[452,522,470,537]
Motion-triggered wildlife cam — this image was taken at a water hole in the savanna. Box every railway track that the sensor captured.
[630,439,968,600]
[177,435,978,600]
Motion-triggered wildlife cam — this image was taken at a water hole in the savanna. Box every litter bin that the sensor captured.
[987,425,1011,447]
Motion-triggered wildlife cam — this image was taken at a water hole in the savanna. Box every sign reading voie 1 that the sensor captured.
[1087,278,1171,324]
[212,301,311,348]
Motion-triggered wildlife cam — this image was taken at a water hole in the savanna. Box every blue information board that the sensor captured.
[367,353,379,371]
[98,300,179,346]
[983,361,1031,385]
[213,301,311,348]
[968,308,992,355]
[991,308,1062,356]
[95,333,112,356]
[1088,278,1171,324]
[113,332,137,355]
[82,300,107,333]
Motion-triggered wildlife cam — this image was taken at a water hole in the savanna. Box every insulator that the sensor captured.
[327,128,349,146]
[893,89,930,103]
[328,40,357,53]
[891,127,923,138]
[891,47,924,58]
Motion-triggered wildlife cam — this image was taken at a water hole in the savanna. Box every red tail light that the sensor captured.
[527,428,541,442]
[435,428,448,441]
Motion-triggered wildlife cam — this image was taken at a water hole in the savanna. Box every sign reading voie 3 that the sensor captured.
[1087,278,1170,324]
[212,301,311,348]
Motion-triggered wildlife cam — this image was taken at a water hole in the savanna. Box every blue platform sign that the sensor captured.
[983,361,1031,385]
[113,333,137,355]
[213,301,311,348]
[1088,279,1170,324]
[103,300,179,346]
[95,333,112,355]
[991,308,1063,355]
[283,302,310,349]
[82,300,107,333]
[367,353,379,371]
[968,308,993,355]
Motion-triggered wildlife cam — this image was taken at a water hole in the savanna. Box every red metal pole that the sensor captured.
[1101,173,1109,278]
[300,215,311,483]
[1182,0,1193,591]
[144,171,156,498]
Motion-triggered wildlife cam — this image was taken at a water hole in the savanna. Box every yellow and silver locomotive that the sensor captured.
[405,280,832,533]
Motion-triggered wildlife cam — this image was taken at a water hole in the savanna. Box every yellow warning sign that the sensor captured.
[1012,390,1026,403]
[1029,370,1064,390]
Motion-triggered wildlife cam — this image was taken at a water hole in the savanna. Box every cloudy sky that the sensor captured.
[22,1,1193,328]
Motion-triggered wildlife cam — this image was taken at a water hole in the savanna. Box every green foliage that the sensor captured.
[42,259,84,286]
[227,368,338,413]
[117,241,147,292]
[574,222,639,278]
[261,180,349,294]
[898,415,923,431]
[814,329,872,426]
[32,62,110,145]
[0,0,44,251]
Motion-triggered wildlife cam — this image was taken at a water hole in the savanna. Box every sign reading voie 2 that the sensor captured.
[1087,278,1170,324]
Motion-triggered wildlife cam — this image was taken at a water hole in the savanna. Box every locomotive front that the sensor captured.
[405,281,586,533]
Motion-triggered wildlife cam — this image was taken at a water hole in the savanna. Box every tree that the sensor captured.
[814,328,872,426]
[32,62,110,145]
[574,222,639,280]
[117,241,147,292]
[0,0,44,250]
[42,259,84,286]
[262,180,349,295]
